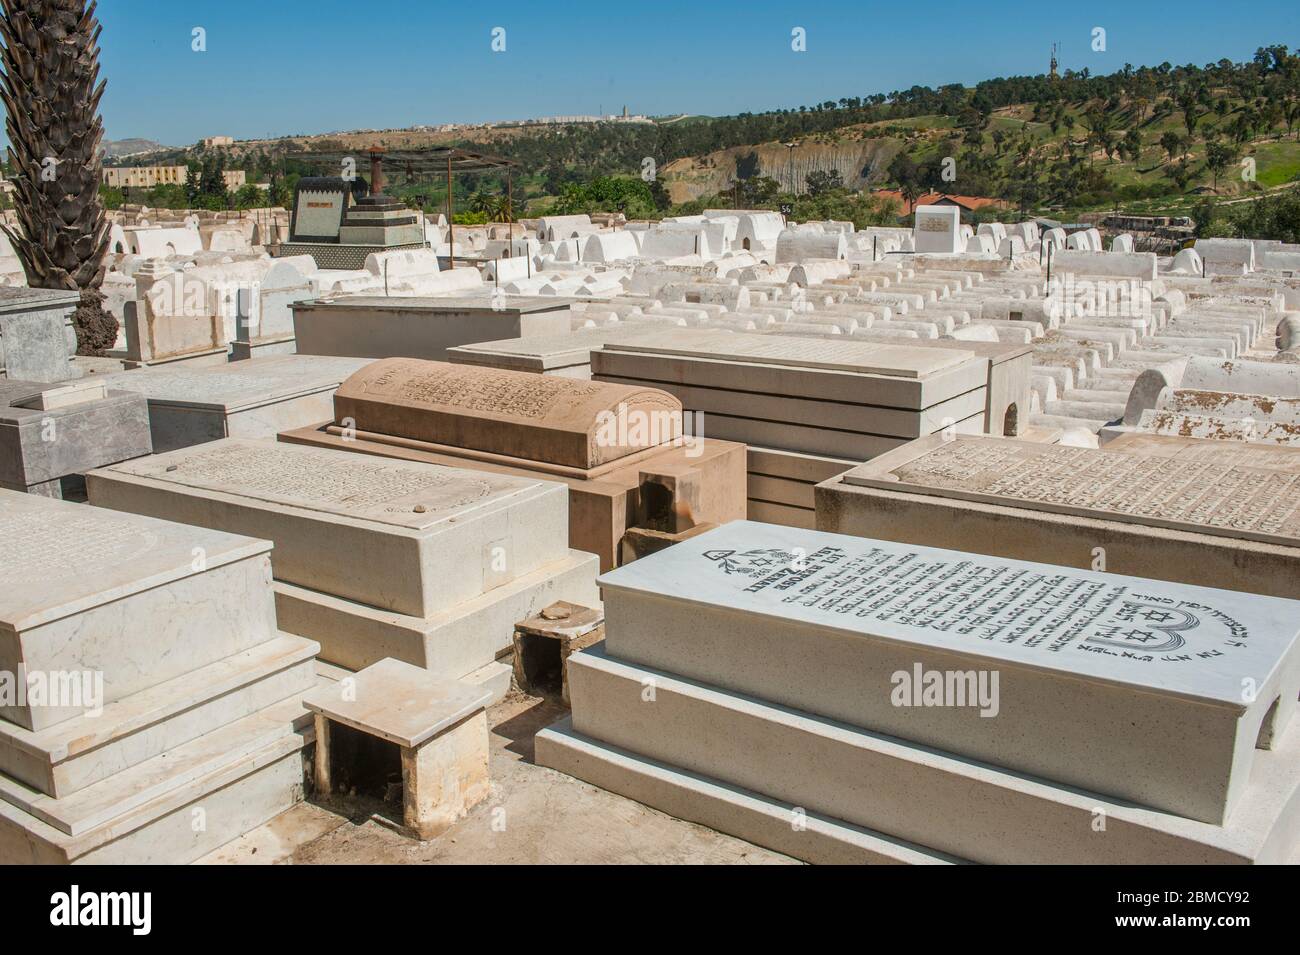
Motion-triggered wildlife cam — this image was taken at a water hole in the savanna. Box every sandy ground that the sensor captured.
[200,690,795,865]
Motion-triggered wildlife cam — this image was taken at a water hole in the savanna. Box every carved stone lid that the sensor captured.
[333,358,683,469]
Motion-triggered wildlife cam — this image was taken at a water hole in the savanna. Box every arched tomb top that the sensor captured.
[334,358,683,470]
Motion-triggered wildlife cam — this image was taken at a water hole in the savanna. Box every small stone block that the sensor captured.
[512,601,606,704]
[13,379,107,411]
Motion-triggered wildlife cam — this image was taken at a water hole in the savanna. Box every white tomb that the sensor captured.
[913,207,962,255]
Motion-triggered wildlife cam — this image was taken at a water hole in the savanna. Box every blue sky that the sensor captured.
[89,0,1300,145]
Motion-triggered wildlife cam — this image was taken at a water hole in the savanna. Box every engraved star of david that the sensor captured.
[1139,609,1175,623]
[1120,629,1160,644]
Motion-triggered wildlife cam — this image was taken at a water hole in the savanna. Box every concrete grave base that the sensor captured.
[0,704,310,865]
[274,549,600,676]
[536,717,955,865]
[549,646,1299,864]
[0,634,317,798]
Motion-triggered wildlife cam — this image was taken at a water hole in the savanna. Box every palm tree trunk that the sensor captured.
[1,0,115,354]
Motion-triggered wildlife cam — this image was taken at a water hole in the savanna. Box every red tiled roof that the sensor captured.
[872,189,1010,216]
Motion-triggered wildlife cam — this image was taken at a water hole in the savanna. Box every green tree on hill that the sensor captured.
[805,169,844,196]
[1204,140,1237,192]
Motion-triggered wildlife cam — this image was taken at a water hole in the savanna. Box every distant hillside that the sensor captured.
[102,138,170,160]
[659,100,1300,213]
[96,47,1300,222]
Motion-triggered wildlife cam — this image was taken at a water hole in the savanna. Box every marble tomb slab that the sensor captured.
[0,491,278,731]
[291,295,572,362]
[446,326,664,378]
[91,355,371,452]
[279,421,747,574]
[839,434,1300,547]
[592,333,989,412]
[816,433,1300,598]
[596,520,1300,824]
[599,328,976,378]
[87,438,568,618]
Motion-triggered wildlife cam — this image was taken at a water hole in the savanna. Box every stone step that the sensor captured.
[1062,387,1130,404]
[535,716,957,865]
[1089,367,1143,381]
[0,695,310,838]
[274,549,600,676]
[1043,398,1125,421]
[0,634,318,798]
[562,646,1299,864]
[0,730,307,865]
[1028,412,1108,433]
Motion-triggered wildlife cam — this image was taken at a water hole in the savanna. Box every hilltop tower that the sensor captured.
[1050,43,1059,80]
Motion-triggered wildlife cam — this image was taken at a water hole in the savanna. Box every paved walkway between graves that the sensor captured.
[200,691,795,865]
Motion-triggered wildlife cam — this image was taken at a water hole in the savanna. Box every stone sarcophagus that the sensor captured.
[332,357,687,470]
[281,359,747,570]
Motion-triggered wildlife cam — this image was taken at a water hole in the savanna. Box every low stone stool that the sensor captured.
[512,601,604,705]
[303,658,491,840]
